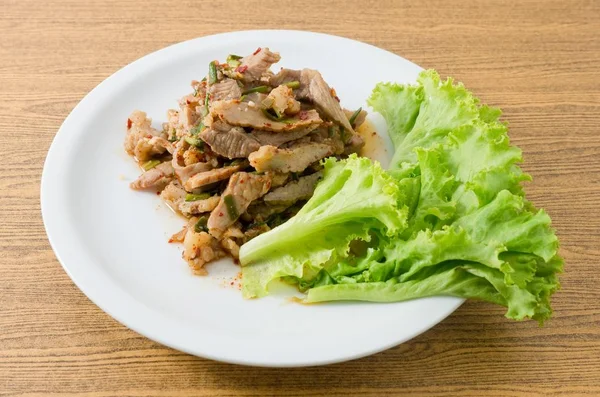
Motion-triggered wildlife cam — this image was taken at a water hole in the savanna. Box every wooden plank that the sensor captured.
[1,0,599,395]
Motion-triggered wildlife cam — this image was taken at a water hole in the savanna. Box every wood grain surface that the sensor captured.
[1,0,599,395]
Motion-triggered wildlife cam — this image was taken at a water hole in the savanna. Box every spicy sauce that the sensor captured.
[357,119,389,168]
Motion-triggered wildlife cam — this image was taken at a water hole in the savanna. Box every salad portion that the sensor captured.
[123,48,366,274]
[240,70,562,323]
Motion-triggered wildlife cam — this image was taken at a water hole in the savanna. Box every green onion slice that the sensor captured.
[284,81,300,89]
[141,159,161,171]
[185,193,210,202]
[243,85,270,95]
[194,216,208,233]
[208,61,218,84]
[348,107,362,127]
[223,194,239,219]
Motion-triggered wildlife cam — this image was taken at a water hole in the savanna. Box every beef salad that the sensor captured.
[125,48,367,274]
[124,50,563,324]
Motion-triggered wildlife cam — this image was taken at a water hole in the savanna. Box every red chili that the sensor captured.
[298,110,308,120]
[219,212,224,217]
[235,65,248,73]
[253,47,262,55]
[265,123,272,127]
[127,118,132,129]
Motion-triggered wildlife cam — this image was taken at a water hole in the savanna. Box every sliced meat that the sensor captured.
[344,108,368,129]
[130,161,175,190]
[265,171,290,188]
[248,142,333,173]
[179,105,200,131]
[271,69,357,133]
[240,92,267,104]
[243,222,271,242]
[263,172,322,206]
[209,118,231,133]
[182,217,226,275]
[200,121,260,159]
[299,69,355,133]
[264,85,301,116]
[179,195,221,216]
[344,134,365,155]
[209,78,242,101]
[207,172,272,237]
[133,136,174,161]
[242,202,289,222]
[251,124,319,147]
[211,100,322,132]
[307,124,345,155]
[184,160,248,191]
[173,161,214,185]
[160,180,187,211]
[239,48,281,83]
[269,68,301,87]
[171,142,216,184]
[259,70,275,83]
[221,225,245,258]
[124,110,165,156]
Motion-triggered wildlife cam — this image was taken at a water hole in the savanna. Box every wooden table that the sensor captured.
[2,0,599,395]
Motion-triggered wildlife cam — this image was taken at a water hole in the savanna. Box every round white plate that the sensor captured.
[41,30,463,367]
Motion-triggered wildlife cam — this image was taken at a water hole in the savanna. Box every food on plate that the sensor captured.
[124,48,366,274]
[240,70,563,324]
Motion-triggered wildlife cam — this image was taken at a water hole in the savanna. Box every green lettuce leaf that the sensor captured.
[240,155,408,298]
[368,70,501,169]
[305,259,560,323]
[239,69,562,324]
[305,190,561,322]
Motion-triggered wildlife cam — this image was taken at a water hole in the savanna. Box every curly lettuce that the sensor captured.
[306,190,560,322]
[240,155,408,298]
[239,70,562,324]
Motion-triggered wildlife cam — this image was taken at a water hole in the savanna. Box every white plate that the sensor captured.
[41,30,463,367]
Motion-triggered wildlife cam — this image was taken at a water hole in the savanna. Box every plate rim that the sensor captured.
[41,29,464,367]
